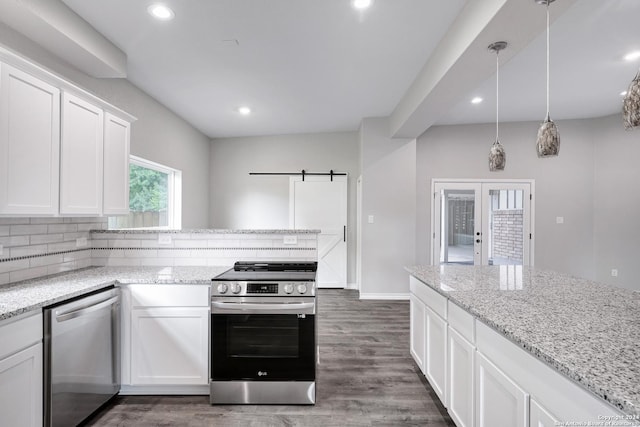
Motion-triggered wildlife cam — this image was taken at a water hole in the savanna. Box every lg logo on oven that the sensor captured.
[258,371,268,377]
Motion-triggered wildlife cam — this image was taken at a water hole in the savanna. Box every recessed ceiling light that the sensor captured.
[621,90,628,96]
[623,51,640,62]
[471,97,483,104]
[352,0,373,10]
[147,4,175,21]
[237,106,251,115]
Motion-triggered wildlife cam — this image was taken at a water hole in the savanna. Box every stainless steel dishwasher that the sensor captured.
[44,287,120,427]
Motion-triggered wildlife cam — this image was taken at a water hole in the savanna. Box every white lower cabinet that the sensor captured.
[475,352,528,427]
[425,306,447,405]
[121,284,210,394]
[530,398,559,427]
[409,294,426,372]
[0,313,43,427]
[131,307,209,385]
[448,327,474,427]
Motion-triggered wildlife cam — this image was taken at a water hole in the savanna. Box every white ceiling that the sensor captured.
[60,0,466,138]
[57,0,640,138]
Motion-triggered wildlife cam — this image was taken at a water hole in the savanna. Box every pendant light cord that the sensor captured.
[546,0,550,119]
[496,48,500,141]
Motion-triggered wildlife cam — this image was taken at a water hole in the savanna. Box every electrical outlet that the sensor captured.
[75,237,87,247]
[556,216,564,224]
[368,215,374,224]
[611,269,618,277]
[283,236,297,245]
[158,234,172,245]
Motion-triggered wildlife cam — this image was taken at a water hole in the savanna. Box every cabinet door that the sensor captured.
[131,307,209,385]
[60,92,103,214]
[409,295,426,372]
[425,306,447,405]
[103,113,130,215]
[530,398,559,427]
[0,63,60,215]
[0,343,43,427]
[476,352,528,427]
[448,326,474,427]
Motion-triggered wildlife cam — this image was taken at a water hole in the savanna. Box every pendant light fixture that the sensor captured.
[488,41,507,172]
[623,68,640,129]
[535,0,560,157]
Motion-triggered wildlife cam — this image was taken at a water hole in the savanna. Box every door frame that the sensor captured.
[430,179,535,266]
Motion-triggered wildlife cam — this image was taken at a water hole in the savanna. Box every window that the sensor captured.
[108,156,182,229]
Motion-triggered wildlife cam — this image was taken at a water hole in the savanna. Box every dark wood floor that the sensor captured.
[85,290,455,426]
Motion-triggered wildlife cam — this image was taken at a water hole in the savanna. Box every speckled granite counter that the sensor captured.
[0,266,229,321]
[91,229,321,234]
[406,265,640,418]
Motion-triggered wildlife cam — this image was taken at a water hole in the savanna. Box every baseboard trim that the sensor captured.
[119,385,209,395]
[359,292,410,301]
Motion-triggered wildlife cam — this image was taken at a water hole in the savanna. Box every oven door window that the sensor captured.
[212,313,315,381]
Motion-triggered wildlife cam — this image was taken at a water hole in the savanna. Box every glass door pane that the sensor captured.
[486,189,525,265]
[441,190,475,265]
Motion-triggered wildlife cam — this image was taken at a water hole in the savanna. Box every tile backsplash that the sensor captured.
[0,217,107,286]
[0,221,317,286]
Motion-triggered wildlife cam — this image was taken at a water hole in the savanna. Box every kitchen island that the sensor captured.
[407,265,640,426]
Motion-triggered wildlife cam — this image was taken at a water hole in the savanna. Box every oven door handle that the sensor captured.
[211,301,315,314]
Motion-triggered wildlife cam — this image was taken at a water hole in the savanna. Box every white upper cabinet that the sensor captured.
[103,113,130,215]
[0,63,60,215]
[60,92,104,215]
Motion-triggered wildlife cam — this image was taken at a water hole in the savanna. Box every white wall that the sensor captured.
[0,23,211,228]
[592,115,640,290]
[416,115,640,291]
[209,132,359,283]
[360,117,416,298]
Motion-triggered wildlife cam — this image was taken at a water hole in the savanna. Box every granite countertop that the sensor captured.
[0,266,230,321]
[91,229,321,234]
[406,265,640,418]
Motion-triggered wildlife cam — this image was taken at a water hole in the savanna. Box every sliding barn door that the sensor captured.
[290,175,347,288]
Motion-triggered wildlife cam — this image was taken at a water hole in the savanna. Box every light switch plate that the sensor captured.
[158,234,172,244]
[283,236,297,245]
[368,215,374,224]
[76,237,87,247]
[556,216,564,224]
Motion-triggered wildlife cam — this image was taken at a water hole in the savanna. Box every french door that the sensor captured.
[432,180,533,266]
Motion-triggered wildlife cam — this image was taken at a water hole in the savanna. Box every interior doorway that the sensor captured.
[432,180,534,266]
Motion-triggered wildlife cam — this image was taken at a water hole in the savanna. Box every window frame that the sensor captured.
[110,155,182,230]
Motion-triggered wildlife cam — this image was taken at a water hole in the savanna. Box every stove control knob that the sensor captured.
[217,283,228,294]
[230,283,242,294]
[297,284,308,294]
[283,284,294,294]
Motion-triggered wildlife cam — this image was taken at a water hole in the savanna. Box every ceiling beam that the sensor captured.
[0,0,126,78]
[389,0,578,139]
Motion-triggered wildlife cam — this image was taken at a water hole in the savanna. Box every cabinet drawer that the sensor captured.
[410,276,447,319]
[129,285,209,307]
[448,301,474,344]
[0,312,43,360]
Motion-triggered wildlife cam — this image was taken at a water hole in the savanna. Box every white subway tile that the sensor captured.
[140,258,174,267]
[30,254,64,267]
[174,240,207,248]
[241,240,273,248]
[0,273,9,286]
[107,258,140,267]
[63,232,89,241]
[30,218,64,225]
[0,218,30,225]
[92,258,108,267]
[110,239,140,248]
[156,249,191,258]
[76,258,92,269]
[0,235,30,248]
[126,233,157,240]
[0,226,10,236]
[124,249,158,258]
[90,233,111,240]
[48,262,76,275]
[189,233,211,240]
[0,259,30,273]
[257,250,291,258]
[30,233,64,245]
[48,224,78,233]
[140,240,161,248]
[10,224,48,235]
[91,240,110,248]
[173,258,208,266]
[10,266,49,283]
[10,245,48,258]
[48,241,76,252]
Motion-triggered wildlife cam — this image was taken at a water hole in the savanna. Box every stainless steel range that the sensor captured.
[210,261,317,405]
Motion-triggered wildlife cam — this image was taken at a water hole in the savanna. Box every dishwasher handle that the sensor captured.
[55,295,119,322]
